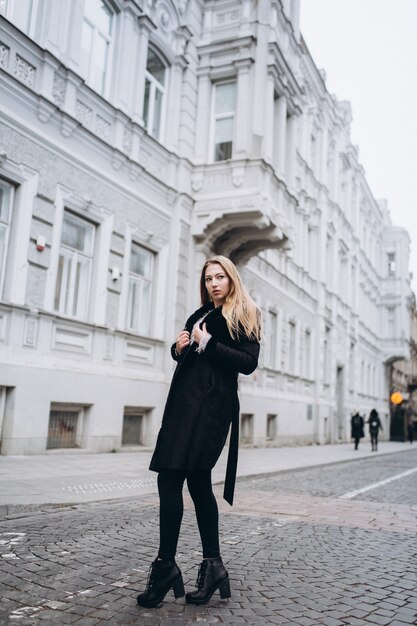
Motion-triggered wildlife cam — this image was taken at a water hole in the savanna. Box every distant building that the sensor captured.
[390,291,417,439]
[0,0,411,454]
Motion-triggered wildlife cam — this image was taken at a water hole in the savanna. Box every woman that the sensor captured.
[351,410,364,450]
[137,256,261,608]
[367,408,383,451]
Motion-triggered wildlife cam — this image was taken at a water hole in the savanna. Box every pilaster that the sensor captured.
[234,59,252,157]
[194,68,211,162]
[133,14,157,126]
[275,95,287,178]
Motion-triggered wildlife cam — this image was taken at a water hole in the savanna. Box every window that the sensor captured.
[265,310,278,368]
[288,320,296,374]
[387,306,396,337]
[47,406,82,449]
[126,243,154,335]
[323,326,331,384]
[80,0,113,95]
[143,49,166,140]
[325,234,333,288]
[339,245,348,298]
[304,329,311,379]
[54,212,95,319]
[266,414,277,441]
[310,133,317,172]
[349,342,355,392]
[122,407,148,446]
[0,180,13,297]
[213,81,236,161]
[0,0,37,35]
[387,252,396,276]
[240,414,253,444]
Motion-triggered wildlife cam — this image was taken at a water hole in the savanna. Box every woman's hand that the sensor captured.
[176,330,190,355]
[193,322,207,345]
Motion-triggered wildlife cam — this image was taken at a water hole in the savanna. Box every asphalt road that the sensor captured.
[1,448,417,626]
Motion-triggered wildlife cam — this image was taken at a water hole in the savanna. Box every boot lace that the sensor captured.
[145,560,158,590]
[196,559,208,589]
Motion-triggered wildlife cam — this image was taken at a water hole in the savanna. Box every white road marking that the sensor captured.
[62,477,156,494]
[339,466,417,500]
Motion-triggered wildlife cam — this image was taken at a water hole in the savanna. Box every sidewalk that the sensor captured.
[0,440,412,516]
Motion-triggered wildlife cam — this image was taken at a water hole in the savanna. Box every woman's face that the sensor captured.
[204,263,231,307]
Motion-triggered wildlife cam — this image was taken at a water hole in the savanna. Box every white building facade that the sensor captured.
[0,0,410,454]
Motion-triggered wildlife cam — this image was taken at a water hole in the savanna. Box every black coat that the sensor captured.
[351,413,364,439]
[368,411,382,434]
[149,302,260,505]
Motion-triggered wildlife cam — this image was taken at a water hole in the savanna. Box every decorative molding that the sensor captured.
[14,54,36,87]
[75,100,93,128]
[23,317,38,347]
[52,324,92,354]
[60,116,78,137]
[0,311,8,342]
[139,147,168,180]
[177,0,189,14]
[111,150,126,171]
[104,334,114,360]
[0,42,10,69]
[125,339,154,365]
[215,8,241,26]
[52,72,66,107]
[95,115,111,141]
[37,98,55,123]
[122,126,133,155]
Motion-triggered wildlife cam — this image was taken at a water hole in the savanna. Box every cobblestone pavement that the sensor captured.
[1,449,417,626]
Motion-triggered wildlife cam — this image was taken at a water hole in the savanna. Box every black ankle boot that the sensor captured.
[186,556,231,605]
[137,558,185,608]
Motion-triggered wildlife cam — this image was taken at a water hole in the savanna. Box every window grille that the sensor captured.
[47,409,79,449]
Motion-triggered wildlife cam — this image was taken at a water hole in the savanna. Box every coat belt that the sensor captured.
[223,412,239,506]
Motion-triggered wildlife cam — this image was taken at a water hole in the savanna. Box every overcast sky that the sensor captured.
[300,0,417,291]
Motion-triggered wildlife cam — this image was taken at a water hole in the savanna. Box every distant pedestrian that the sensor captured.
[367,409,383,451]
[136,256,261,608]
[351,411,364,450]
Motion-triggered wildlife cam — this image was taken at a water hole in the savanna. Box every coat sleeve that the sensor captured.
[204,336,260,375]
[170,311,196,362]
[171,342,181,362]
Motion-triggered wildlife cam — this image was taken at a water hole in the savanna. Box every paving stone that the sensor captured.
[1,450,417,625]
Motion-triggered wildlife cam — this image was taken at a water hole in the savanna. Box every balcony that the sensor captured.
[191,159,294,263]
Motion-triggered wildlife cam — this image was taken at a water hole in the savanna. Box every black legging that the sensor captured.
[157,469,220,561]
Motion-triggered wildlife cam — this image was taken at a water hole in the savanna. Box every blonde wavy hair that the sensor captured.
[200,255,262,340]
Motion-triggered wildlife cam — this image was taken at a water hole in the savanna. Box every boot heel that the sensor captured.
[172,576,185,598]
[218,577,231,599]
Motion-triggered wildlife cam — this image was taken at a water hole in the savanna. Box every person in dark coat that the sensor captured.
[137,255,261,609]
[367,408,383,451]
[351,410,364,450]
